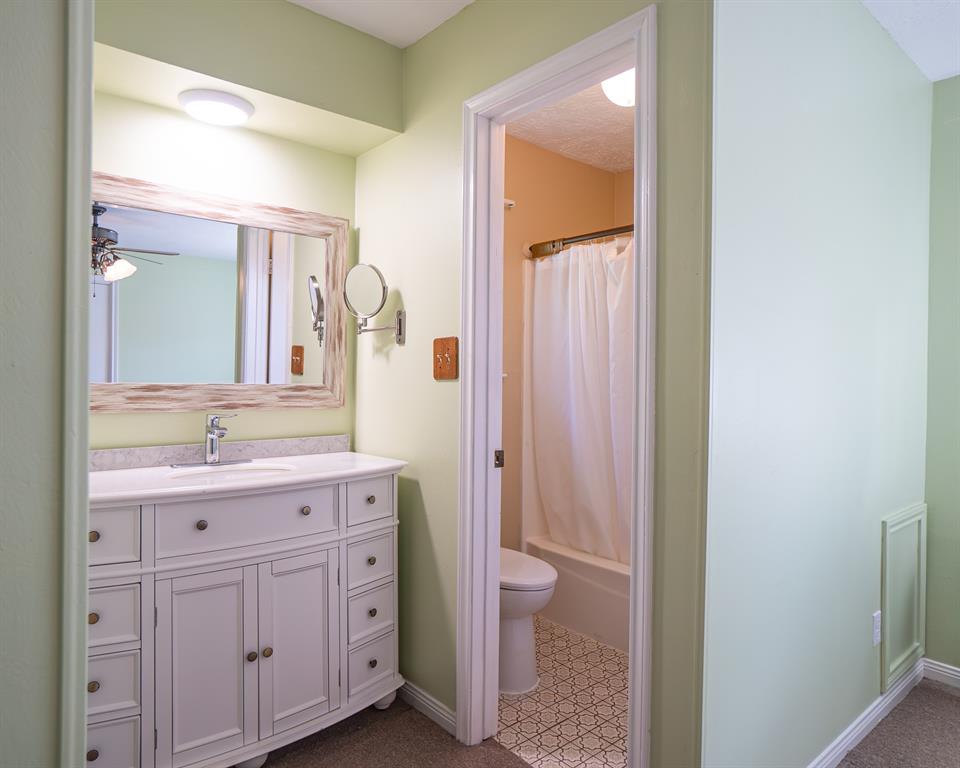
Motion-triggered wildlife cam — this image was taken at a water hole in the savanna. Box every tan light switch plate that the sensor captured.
[291,345,304,376]
[434,337,458,380]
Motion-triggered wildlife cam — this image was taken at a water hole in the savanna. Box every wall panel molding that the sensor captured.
[881,503,927,691]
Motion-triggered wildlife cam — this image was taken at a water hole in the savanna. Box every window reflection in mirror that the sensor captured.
[89,203,325,385]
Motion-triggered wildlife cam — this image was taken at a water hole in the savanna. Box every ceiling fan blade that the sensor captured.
[107,249,164,266]
[113,247,180,256]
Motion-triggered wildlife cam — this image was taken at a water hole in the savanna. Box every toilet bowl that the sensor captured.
[499,547,558,695]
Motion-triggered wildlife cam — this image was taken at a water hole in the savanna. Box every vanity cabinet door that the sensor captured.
[257,548,341,737]
[155,567,259,768]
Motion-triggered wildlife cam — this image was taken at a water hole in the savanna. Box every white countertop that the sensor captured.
[90,452,407,505]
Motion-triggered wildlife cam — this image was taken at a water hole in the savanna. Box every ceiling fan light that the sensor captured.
[178,89,255,126]
[601,69,635,107]
[103,257,137,283]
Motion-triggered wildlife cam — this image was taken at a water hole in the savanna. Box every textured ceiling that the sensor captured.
[288,0,474,48]
[506,84,634,174]
[862,0,960,81]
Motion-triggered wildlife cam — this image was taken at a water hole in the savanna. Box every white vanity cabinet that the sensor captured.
[87,454,405,768]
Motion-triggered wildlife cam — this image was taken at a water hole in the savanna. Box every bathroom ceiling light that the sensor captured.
[178,89,255,126]
[102,257,138,283]
[600,69,635,108]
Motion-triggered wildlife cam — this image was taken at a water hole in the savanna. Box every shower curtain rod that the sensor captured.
[527,224,634,259]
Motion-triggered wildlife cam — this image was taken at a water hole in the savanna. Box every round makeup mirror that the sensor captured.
[344,263,388,319]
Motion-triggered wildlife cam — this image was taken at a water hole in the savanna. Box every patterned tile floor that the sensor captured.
[495,615,628,768]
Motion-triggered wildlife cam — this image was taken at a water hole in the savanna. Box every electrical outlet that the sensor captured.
[872,610,882,646]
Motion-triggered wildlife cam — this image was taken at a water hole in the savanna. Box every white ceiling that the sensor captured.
[288,0,473,48]
[862,0,960,81]
[99,204,238,262]
[506,83,634,174]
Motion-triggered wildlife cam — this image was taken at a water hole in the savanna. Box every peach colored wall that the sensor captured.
[613,169,634,227]
[501,135,632,549]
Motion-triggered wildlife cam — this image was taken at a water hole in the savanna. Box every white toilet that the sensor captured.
[499,547,558,695]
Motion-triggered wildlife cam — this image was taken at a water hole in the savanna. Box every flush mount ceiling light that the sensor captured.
[178,89,255,126]
[600,69,635,108]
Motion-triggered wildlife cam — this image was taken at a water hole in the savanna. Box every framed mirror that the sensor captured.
[89,172,347,412]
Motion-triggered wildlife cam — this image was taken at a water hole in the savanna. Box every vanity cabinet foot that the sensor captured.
[233,755,269,768]
[373,691,397,710]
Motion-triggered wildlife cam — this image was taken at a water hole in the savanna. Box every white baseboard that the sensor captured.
[924,658,960,689]
[399,681,457,736]
[807,658,924,768]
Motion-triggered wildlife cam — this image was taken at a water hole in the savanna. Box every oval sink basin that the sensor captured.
[168,463,297,480]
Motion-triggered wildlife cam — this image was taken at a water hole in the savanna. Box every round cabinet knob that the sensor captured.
[88,612,100,625]
[300,505,312,516]
[246,651,258,662]
[368,658,378,669]
[88,530,100,543]
[366,495,376,505]
[87,681,100,694]
[368,608,378,618]
[196,520,208,531]
[367,556,377,566]
[262,647,274,658]
[86,749,99,762]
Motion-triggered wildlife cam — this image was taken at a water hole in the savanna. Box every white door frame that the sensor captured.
[457,7,657,767]
[62,0,95,762]
[237,226,271,384]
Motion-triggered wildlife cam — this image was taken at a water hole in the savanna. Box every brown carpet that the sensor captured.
[266,701,530,768]
[839,681,960,768]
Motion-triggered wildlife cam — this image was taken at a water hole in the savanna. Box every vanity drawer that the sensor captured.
[155,485,337,558]
[88,650,140,719]
[346,531,393,591]
[348,632,396,699]
[346,476,392,527]
[86,715,140,768]
[88,584,140,651]
[89,507,140,566]
[347,583,395,646]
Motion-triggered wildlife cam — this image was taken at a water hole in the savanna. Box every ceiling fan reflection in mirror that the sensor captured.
[90,203,179,283]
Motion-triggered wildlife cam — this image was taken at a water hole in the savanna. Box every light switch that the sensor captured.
[291,345,304,376]
[433,337,458,380]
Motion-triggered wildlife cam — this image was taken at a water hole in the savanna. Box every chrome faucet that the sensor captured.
[205,414,234,464]
[170,414,251,469]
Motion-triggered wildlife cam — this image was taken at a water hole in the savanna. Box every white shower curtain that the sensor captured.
[523,238,634,565]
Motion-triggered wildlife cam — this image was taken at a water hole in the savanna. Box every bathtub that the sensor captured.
[525,535,631,652]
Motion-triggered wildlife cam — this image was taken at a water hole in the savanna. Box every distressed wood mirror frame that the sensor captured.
[90,172,347,412]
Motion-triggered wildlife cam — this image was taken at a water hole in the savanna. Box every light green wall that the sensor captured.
[117,253,237,383]
[354,2,713,765]
[925,74,960,669]
[95,0,403,131]
[91,92,357,448]
[705,2,932,766]
[0,1,69,762]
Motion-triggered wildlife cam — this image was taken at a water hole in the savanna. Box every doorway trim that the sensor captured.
[457,7,657,767]
[61,0,94,762]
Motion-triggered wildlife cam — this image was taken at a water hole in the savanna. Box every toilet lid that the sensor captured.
[500,548,558,591]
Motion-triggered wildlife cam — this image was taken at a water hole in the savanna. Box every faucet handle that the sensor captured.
[206,413,238,428]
